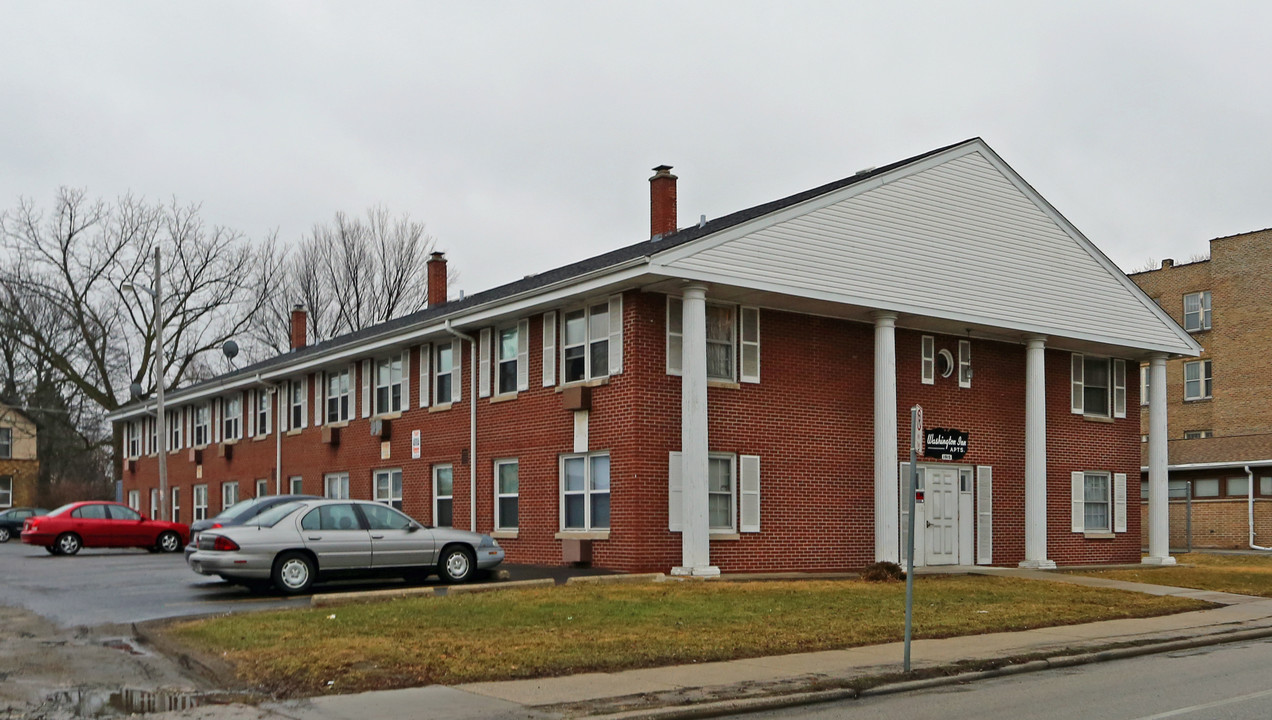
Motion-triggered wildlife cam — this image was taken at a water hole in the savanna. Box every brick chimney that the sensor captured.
[1161,259,1174,270]
[290,304,307,351]
[427,252,448,307]
[649,165,677,239]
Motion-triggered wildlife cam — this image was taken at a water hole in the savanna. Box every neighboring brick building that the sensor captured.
[1130,229,1272,549]
[110,139,1199,574]
[0,403,40,509]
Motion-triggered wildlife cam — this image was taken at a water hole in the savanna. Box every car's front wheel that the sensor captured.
[0,527,11,543]
[272,552,316,594]
[55,533,82,556]
[438,545,475,583]
[156,531,182,553]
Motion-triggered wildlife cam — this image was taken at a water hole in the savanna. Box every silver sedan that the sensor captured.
[187,499,505,594]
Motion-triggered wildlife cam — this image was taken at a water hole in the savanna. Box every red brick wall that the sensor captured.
[123,291,1144,571]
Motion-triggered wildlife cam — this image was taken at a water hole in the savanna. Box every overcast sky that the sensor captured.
[3,1,1269,296]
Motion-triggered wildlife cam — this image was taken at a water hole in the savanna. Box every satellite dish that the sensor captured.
[223,340,239,360]
[130,382,144,399]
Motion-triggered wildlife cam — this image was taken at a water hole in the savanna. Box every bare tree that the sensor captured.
[0,188,283,483]
[250,206,445,355]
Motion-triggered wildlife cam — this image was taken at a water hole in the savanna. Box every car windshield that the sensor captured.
[48,503,76,517]
[214,498,268,523]
[248,502,303,528]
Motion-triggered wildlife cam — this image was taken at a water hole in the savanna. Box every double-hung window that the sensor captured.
[374,468,403,510]
[435,342,455,405]
[1071,471,1127,534]
[327,368,351,422]
[1083,472,1110,533]
[324,472,350,499]
[127,489,140,511]
[193,404,209,446]
[289,380,305,429]
[1083,357,1110,417]
[497,326,519,395]
[708,454,735,532]
[1184,360,1213,401]
[667,298,751,382]
[127,421,141,458]
[495,459,518,530]
[148,416,158,454]
[1183,291,1212,332]
[563,304,609,383]
[192,485,208,521]
[223,395,241,441]
[256,391,271,436]
[705,305,736,381]
[222,481,239,511]
[289,476,304,495]
[256,478,269,497]
[1070,354,1127,418]
[375,356,404,414]
[434,465,454,527]
[561,452,610,531]
[0,476,11,507]
[0,427,9,459]
[167,409,181,451]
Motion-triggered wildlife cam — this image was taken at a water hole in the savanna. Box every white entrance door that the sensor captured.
[925,467,959,565]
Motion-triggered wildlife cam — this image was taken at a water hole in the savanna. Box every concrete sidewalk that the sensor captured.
[161,567,1272,720]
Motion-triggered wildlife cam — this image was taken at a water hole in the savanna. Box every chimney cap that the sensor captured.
[650,164,676,178]
[1161,259,1174,269]
[429,251,445,261]
[293,303,305,312]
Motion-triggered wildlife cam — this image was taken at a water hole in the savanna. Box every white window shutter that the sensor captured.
[667,297,683,376]
[300,375,308,428]
[1113,359,1127,418]
[247,390,256,438]
[542,312,556,387]
[921,336,935,384]
[280,385,290,432]
[453,339,463,402]
[418,346,430,408]
[740,455,761,532]
[608,294,623,375]
[184,406,190,446]
[740,307,760,384]
[976,466,993,565]
[1114,473,1127,533]
[1071,354,1085,414]
[899,462,911,565]
[958,340,972,389]
[400,349,410,410]
[479,328,491,398]
[517,318,530,391]
[347,362,357,418]
[361,360,371,418]
[1071,471,1085,532]
[668,451,683,532]
[212,398,221,443]
[315,372,325,427]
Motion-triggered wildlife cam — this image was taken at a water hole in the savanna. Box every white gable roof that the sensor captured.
[651,140,1199,357]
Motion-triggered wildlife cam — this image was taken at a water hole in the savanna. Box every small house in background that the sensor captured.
[1130,229,1272,549]
[0,403,40,509]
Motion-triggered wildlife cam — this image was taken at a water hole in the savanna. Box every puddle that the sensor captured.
[41,686,262,717]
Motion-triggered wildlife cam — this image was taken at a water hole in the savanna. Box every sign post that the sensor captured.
[904,404,922,673]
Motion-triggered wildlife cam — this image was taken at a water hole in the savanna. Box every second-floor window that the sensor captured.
[0,427,11,459]
[1184,359,1213,401]
[435,342,455,405]
[167,410,182,451]
[327,369,351,423]
[563,303,609,383]
[290,380,305,429]
[1183,291,1211,332]
[127,421,140,458]
[498,326,519,395]
[1071,354,1127,419]
[148,416,157,454]
[375,356,404,414]
[223,395,241,441]
[194,404,210,446]
[256,390,271,435]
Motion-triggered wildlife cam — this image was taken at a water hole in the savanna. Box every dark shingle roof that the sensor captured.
[125,138,977,410]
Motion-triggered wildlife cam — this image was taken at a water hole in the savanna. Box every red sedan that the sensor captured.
[22,501,189,556]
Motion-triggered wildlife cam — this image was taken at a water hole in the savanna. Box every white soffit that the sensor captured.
[654,142,1199,356]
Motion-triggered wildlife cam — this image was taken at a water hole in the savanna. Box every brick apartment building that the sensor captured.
[110,139,1199,574]
[1130,229,1272,549]
[0,402,40,510]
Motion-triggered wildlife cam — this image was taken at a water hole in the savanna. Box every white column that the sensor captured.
[1143,354,1176,565]
[873,312,900,563]
[672,285,718,576]
[1020,335,1056,569]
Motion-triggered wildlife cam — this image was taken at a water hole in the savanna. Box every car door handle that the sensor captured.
[308,536,322,541]
[370,535,384,540]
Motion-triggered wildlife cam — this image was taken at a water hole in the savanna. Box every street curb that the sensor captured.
[566,573,667,585]
[311,586,437,608]
[446,578,554,595]
[577,625,1272,720]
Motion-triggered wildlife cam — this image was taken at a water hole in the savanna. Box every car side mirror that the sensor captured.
[407,524,421,533]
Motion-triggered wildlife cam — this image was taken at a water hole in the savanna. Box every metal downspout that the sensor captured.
[445,320,478,532]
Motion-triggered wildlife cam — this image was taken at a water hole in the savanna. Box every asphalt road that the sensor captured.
[739,637,1272,720]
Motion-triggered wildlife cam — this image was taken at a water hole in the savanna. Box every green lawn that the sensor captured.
[165,576,1208,696]
[1078,551,1272,597]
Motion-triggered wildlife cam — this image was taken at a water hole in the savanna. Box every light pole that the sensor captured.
[122,248,167,521]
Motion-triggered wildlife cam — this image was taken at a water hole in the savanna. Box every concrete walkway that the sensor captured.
[162,566,1272,720]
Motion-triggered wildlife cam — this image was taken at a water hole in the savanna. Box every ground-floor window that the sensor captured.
[256,478,269,497]
[290,476,304,495]
[374,468,403,510]
[222,481,239,511]
[324,473,350,499]
[495,459,518,530]
[150,489,158,520]
[193,484,208,521]
[434,465,453,527]
[0,475,10,507]
[171,487,181,524]
[127,489,140,511]
[561,452,610,531]
[708,454,735,531]
[1083,472,1110,532]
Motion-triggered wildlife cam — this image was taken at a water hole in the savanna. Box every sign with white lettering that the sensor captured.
[923,428,969,460]
[411,429,421,459]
